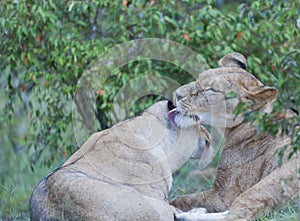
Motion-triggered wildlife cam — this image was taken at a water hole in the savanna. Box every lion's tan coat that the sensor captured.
[171,53,299,220]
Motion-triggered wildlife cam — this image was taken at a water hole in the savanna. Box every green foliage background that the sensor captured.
[0,0,299,218]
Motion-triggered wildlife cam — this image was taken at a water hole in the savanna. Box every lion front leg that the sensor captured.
[175,207,229,221]
[170,189,226,212]
[225,158,299,220]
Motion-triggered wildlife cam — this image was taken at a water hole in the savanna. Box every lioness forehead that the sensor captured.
[196,68,264,92]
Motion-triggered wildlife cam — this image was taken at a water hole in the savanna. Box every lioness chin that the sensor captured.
[170,52,299,221]
[30,100,218,221]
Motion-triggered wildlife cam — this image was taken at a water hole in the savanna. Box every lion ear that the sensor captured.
[246,86,278,109]
[218,52,247,70]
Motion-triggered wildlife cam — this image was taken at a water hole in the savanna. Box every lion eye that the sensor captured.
[205,140,210,147]
[167,100,176,111]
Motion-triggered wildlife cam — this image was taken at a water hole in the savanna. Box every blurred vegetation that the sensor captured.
[254,202,298,221]
[0,0,299,219]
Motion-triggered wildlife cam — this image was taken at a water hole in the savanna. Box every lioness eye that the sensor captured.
[167,100,176,110]
[205,140,210,147]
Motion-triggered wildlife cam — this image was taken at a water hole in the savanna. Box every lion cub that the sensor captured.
[29,100,215,221]
[171,52,299,220]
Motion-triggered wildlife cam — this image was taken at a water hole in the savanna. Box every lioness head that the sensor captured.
[171,52,278,128]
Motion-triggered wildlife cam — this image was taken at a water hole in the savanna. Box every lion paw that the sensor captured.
[175,208,228,221]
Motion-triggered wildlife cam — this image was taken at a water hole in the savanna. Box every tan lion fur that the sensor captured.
[170,52,299,220]
[29,100,213,221]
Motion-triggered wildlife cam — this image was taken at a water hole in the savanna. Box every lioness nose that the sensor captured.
[175,82,195,101]
[176,92,184,101]
[175,86,188,101]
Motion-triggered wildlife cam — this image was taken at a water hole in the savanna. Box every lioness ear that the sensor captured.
[218,52,247,70]
[246,86,278,109]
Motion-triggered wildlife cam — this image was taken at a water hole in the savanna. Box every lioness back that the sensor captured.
[30,100,212,220]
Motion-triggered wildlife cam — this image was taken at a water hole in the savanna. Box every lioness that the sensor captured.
[170,53,299,220]
[30,100,218,220]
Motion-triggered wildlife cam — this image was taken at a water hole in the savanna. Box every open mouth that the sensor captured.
[167,106,200,128]
[167,108,179,122]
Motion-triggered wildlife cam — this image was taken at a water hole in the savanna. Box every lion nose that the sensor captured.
[175,82,195,101]
[176,92,184,101]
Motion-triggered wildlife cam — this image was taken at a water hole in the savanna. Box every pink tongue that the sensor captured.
[168,108,178,122]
